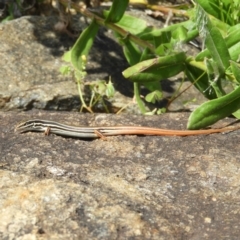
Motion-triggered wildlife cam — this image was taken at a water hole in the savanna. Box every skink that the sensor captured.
[15,119,240,138]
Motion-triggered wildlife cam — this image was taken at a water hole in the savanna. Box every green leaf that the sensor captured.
[229,41,240,61]
[172,26,188,41]
[105,0,129,23]
[139,47,154,62]
[196,23,240,61]
[153,31,172,49]
[71,20,99,71]
[114,13,148,35]
[117,35,141,66]
[123,52,186,82]
[105,79,115,98]
[195,4,231,71]
[62,50,71,62]
[145,90,163,104]
[232,109,240,119]
[59,66,71,75]
[187,85,240,129]
[125,64,184,82]
[138,20,195,40]
[230,60,240,83]
[183,29,199,43]
[123,52,185,76]
[226,23,240,47]
[205,27,230,75]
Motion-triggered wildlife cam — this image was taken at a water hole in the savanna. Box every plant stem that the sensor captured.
[76,78,93,113]
[134,82,146,114]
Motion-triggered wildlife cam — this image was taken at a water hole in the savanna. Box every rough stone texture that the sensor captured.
[0,14,134,112]
[1,111,240,239]
[0,14,206,113]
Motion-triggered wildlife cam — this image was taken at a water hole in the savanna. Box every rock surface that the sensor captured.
[1,111,240,239]
[0,14,134,112]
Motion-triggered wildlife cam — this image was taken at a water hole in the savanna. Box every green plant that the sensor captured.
[60,0,240,129]
[61,53,116,113]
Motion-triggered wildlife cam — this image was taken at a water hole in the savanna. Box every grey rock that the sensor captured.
[0,15,134,112]
[1,111,240,239]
